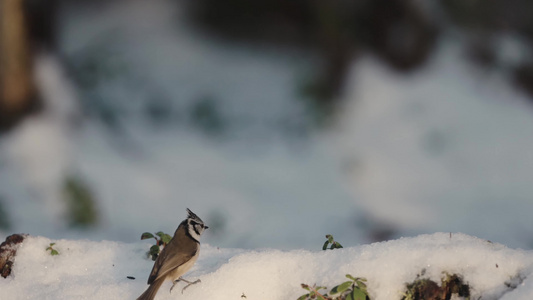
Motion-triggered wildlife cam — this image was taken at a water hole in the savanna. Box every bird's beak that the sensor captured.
[205,226,209,229]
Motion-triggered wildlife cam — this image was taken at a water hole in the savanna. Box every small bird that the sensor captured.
[137,208,208,300]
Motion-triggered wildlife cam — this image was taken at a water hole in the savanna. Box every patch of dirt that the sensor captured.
[403,273,470,300]
[0,234,27,278]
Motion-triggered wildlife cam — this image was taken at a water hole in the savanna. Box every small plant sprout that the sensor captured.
[140,231,172,261]
[298,284,329,300]
[299,275,370,300]
[323,234,343,250]
[299,235,369,299]
[329,274,369,300]
[46,243,59,256]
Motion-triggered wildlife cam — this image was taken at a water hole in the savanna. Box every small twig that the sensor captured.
[307,285,331,300]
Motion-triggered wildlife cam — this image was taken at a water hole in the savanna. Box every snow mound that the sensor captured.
[1,233,532,299]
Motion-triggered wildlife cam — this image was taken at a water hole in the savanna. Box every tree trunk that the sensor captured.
[0,0,38,130]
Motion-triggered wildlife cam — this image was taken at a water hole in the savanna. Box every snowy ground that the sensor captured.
[3,1,533,298]
[1,233,533,300]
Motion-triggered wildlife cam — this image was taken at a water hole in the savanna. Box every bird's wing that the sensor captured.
[147,243,197,284]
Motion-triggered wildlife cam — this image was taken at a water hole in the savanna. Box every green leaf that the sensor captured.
[141,232,155,240]
[49,243,56,247]
[160,234,172,244]
[333,242,343,249]
[155,231,165,238]
[50,249,59,256]
[346,274,356,281]
[316,293,327,300]
[356,280,367,290]
[297,295,309,300]
[330,281,353,295]
[345,291,354,300]
[301,284,310,291]
[149,245,160,256]
[322,240,330,251]
[351,288,369,300]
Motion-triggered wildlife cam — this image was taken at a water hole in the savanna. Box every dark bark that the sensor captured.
[0,0,41,131]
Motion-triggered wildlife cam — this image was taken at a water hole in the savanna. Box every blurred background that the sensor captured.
[1,0,533,250]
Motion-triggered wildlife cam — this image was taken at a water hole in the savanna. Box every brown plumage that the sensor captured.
[137,209,207,300]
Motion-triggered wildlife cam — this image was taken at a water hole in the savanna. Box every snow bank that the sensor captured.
[1,233,532,299]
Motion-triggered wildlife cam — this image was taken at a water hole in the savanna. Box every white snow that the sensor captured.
[1,233,532,299]
[2,0,533,298]
[332,41,533,248]
[0,52,79,230]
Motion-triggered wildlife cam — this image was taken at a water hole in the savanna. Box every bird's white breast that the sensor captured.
[169,248,200,280]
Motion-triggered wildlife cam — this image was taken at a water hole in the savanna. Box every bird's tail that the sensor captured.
[136,278,165,300]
